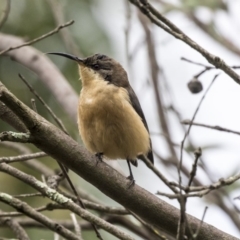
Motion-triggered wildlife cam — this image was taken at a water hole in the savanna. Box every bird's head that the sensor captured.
[48,52,129,87]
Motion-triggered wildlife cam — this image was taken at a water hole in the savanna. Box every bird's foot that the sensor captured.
[95,152,103,166]
[126,175,135,188]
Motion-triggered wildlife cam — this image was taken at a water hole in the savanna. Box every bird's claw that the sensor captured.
[127,175,135,188]
[95,152,103,166]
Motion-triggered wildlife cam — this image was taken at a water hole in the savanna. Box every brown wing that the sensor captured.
[127,86,154,164]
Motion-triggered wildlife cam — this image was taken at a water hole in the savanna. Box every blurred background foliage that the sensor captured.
[1,0,240,239]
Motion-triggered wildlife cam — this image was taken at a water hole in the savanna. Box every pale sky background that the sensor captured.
[90,0,240,238]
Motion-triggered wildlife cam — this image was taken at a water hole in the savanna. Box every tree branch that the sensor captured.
[0,81,238,239]
[129,0,240,85]
[0,163,135,240]
[0,213,29,240]
[0,20,74,55]
[0,193,80,240]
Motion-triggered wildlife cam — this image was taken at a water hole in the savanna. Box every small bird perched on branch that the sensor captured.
[48,52,154,186]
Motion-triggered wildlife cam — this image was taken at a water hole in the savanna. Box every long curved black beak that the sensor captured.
[47,52,84,63]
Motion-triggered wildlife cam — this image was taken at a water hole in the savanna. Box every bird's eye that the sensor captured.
[105,75,111,82]
[92,64,100,70]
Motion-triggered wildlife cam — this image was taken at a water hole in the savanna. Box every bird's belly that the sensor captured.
[78,94,150,160]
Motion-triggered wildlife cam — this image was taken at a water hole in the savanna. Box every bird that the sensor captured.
[48,52,154,186]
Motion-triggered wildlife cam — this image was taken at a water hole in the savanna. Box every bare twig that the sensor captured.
[187,148,202,188]
[177,74,218,239]
[181,57,212,68]
[181,120,240,136]
[0,193,80,240]
[193,207,208,239]
[13,192,42,198]
[129,0,240,85]
[18,74,68,134]
[0,214,29,240]
[60,191,129,215]
[181,57,240,77]
[0,20,74,55]
[157,171,240,199]
[0,203,64,217]
[179,74,219,185]
[70,213,83,239]
[0,163,135,240]
[130,211,169,240]
[0,151,47,164]
[140,155,178,193]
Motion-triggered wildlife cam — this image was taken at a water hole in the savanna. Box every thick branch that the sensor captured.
[0,101,27,132]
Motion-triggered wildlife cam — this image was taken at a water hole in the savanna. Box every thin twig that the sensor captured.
[179,74,219,187]
[13,192,42,198]
[181,57,212,68]
[181,120,240,136]
[0,20,74,55]
[140,155,178,194]
[0,213,30,240]
[129,0,240,84]
[0,203,65,217]
[193,207,208,239]
[130,211,169,240]
[70,213,83,239]
[187,148,202,188]
[182,57,240,77]
[18,74,68,134]
[177,74,219,240]
[60,190,129,215]
[157,171,240,199]
[0,151,47,164]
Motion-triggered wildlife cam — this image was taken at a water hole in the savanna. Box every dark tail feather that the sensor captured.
[130,159,138,167]
[147,138,154,164]
[147,150,154,164]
